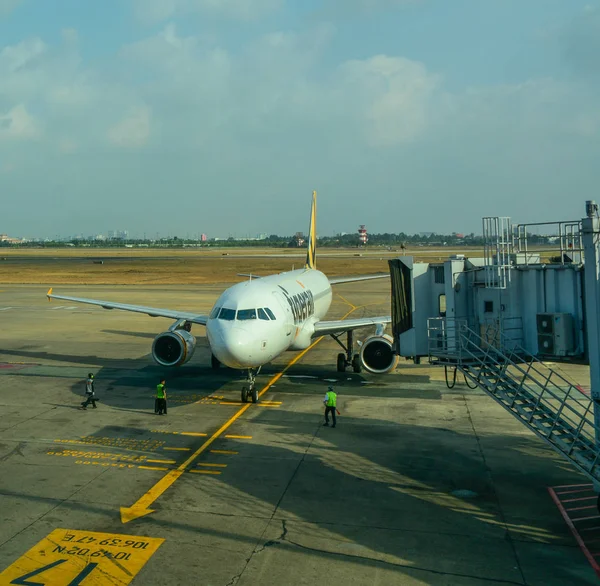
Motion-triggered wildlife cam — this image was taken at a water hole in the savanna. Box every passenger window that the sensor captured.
[219,308,236,321]
[210,306,221,319]
[258,308,269,320]
[264,308,276,320]
[237,309,257,320]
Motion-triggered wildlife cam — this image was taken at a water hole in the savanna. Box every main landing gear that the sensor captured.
[241,367,261,404]
[331,330,361,373]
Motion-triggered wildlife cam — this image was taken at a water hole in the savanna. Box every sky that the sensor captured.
[1,0,600,239]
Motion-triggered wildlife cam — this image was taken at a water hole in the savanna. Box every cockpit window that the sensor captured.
[264,307,276,320]
[237,309,257,320]
[257,308,269,321]
[218,308,236,321]
[210,306,221,319]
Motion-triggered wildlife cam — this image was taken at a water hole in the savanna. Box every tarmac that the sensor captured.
[0,283,598,585]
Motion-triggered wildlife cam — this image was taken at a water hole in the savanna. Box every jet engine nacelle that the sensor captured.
[152,330,196,367]
[359,333,399,374]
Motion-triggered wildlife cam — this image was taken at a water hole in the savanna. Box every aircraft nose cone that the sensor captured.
[208,324,257,369]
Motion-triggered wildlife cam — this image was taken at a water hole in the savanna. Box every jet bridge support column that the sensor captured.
[582,200,600,448]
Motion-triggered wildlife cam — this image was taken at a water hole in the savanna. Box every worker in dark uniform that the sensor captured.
[80,373,97,410]
[323,386,337,427]
[156,379,167,415]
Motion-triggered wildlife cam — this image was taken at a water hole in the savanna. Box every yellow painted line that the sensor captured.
[146,459,176,464]
[220,401,244,405]
[224,435,253,439]
[189,469,221,475]
[120,306,355,524]
[258,404,281,408]
[179,432,208,437]
[260,401,282,404]
[138,466,168,471]
[162,447,191,451]
[197,463,227,468]
[0,528,164,585]
[210,450,238,455]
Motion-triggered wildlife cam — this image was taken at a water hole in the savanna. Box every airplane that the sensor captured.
[46,191,397,404]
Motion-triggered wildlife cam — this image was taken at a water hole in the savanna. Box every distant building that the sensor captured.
[0,233,22,244]
[295,232,305,247]
[358,225,368,246]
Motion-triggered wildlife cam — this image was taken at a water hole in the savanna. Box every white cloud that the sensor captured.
[58,138,78,154]
[132,0,282,25]
[0,160,16,173]
[335,55,440,146]
[107,105,152,148]
[0,0,21,17]
[0,104,40,141]
[0,37,46,74]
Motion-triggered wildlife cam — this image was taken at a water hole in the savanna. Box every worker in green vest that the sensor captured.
[156,379,167,415]
[323,386,337,428]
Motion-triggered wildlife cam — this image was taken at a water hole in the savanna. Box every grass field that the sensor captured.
[0,246,483,285]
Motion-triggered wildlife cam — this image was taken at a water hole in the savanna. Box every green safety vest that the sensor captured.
[326,392,337,407]
[156,384,165,399]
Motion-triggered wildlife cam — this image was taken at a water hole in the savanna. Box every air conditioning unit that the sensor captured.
[536,313,574,357]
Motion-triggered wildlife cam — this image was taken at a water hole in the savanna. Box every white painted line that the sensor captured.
[0,307,13,311]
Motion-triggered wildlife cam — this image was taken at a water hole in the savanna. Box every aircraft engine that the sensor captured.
[359,334,399,374]
[152,330,196,367]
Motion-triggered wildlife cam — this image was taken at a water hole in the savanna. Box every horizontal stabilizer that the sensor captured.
[329,273,389,285]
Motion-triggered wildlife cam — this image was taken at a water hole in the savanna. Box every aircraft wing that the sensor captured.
[313,315,391,337]
[328,273,389,285]
[46,289,209,325]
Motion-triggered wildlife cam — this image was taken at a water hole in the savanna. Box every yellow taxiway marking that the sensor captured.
[162,447,191,451]
[197,463,227,468]
[120,307,355,524]
[146,459,176,464]
[179,432,208,437]
[0,528,164,586]
[224,434,253,439]
[258,404,281,408]
[138,465,168,471]
[260,401,282,404]
[210,449,238,455]
[189,469,221,475]
[220,401,244,405]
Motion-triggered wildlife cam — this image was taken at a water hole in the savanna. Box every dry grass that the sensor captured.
[0,246,483,285]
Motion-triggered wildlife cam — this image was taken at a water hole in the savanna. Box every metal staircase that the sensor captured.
[428,318,600,485]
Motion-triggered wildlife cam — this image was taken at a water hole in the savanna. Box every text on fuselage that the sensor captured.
[279,286,315,323]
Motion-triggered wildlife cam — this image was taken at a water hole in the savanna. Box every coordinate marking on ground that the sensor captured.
[0,528,164,586]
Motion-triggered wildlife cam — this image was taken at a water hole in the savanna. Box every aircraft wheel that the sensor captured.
[241,387,249,403]
[251,388,258,404]
[337,353,346,372]
[211,354,220,369]
[352,354,362,373]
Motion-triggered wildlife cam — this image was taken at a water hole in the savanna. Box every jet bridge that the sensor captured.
[388,201,600,496]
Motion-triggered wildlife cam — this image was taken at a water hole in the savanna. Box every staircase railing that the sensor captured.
[428,317,600,483]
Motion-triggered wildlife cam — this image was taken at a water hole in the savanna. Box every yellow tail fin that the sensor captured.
[305,190,317,269]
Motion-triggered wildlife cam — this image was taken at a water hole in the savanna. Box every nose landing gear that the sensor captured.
[241,367,261,403]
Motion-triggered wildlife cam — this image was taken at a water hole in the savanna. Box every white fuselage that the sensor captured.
[206,268,332,369]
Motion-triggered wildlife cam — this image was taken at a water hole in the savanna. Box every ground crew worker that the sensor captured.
[80,373,97,410]
[323,386,337,427]
[156,379,167,415]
